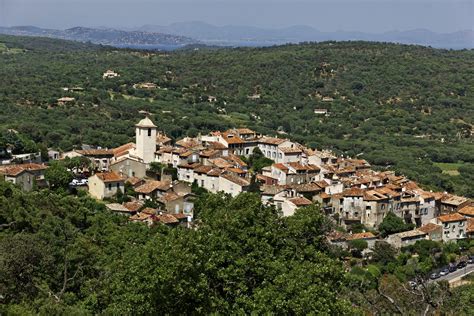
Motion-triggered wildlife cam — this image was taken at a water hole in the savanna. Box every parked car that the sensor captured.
[430,272,440,280]
[457,261,467,269]
[440,267,450,276]
[468,256,474,264]
[449,264,457,272]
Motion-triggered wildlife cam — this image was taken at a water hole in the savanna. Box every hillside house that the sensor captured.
[103,70,120,79]
[0,163,47,192]
[218,173,250,197]
[386,230,428,249]
[88,172,126,200]
[110,156,147,179]
[431,213,467,242]
[135,180,171,200]
[418,223,443,242]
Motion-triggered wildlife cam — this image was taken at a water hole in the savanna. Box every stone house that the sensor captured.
[386,230,428,249]
[134,180,171,200]
[431,213,467,242]
[218,173,250,197]
[88,171,126,200]
[0,163,47,192]
[418,223,443,242]
[110,156,147,179]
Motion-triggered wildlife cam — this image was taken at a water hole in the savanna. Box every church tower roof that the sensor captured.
[135,117,157,128]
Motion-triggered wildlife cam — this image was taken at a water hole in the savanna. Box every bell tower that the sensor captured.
[135,116,157,164]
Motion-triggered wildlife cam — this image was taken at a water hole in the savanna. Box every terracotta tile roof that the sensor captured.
[273,163,289,174]
[327,231,348,242]
[157,145,174,154]
[392,229,427,239]
[441,195,470,206]
[176,138,202,149]
[279,147,303,154]
[172,213,189,220]
[235,128,255,134]
[467,218,474,233]
[432,192,447,201]
[261,184,287,195]
[221,132,245,144]
[0,163,47,176]
[135,180,171,194]
[106,203,132,213]
[141,207,157,215]
[374,186,401,198]
[290,183,322,193]
[95,171,126,183]
[156,213,179,224]
[125,176,143,186]
[364,190,389,201]
[342,187,365,197]
[209,158,234,169]
[77,149,114,157]
[110,156,143,166]
[159,192,181,203]
[346,232,376,240]
[459,205,474,217]
[287,162,320,172]
[227,154,248,167]
[177,162,201,170]
[220,173,250,187]
[207,168,223,177]
[194,165,214,174]
[226,167,247,174]
[129,212,152,222]
[124,201,144,212]
[259,137,287,145]
[437,213,466,223]
[314,180,329,188]
[208,141,227,150]
[156,133,172,144]
[199,149,219,158]
[112,142,135,157]
[319,192,331,199]
[178,151,194,158]
[419,223,442,234]
[289,197,313,207]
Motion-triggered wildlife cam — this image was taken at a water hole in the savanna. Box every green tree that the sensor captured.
[379,212,415,237]
[44,161,73,190]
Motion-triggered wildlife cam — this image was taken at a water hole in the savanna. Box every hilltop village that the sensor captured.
[1,116,473,250]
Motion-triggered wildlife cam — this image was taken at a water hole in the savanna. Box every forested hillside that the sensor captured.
[0,35,473,196]
[1,182,472,314]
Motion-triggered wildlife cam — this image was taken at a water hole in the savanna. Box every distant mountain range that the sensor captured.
[0,23,472,50]
[0,26,197,48]
[138,22,474,49]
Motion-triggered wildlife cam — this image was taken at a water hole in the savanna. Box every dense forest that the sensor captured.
[1,182,473,314]
[0,35,473,198]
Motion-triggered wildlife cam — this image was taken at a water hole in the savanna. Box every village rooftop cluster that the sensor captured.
[1,116,473,250]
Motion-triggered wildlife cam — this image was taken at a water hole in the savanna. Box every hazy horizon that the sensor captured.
[0,0,472,33]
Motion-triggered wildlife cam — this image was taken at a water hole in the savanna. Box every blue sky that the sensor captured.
[0,0,472,32]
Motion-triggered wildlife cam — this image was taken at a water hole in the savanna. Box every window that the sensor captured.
[272,152,276,158]
[459,221,464,227]
[116,183,120,189]
[279,153,282,159]
[108,183,112,190]
[148,128,152,136]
